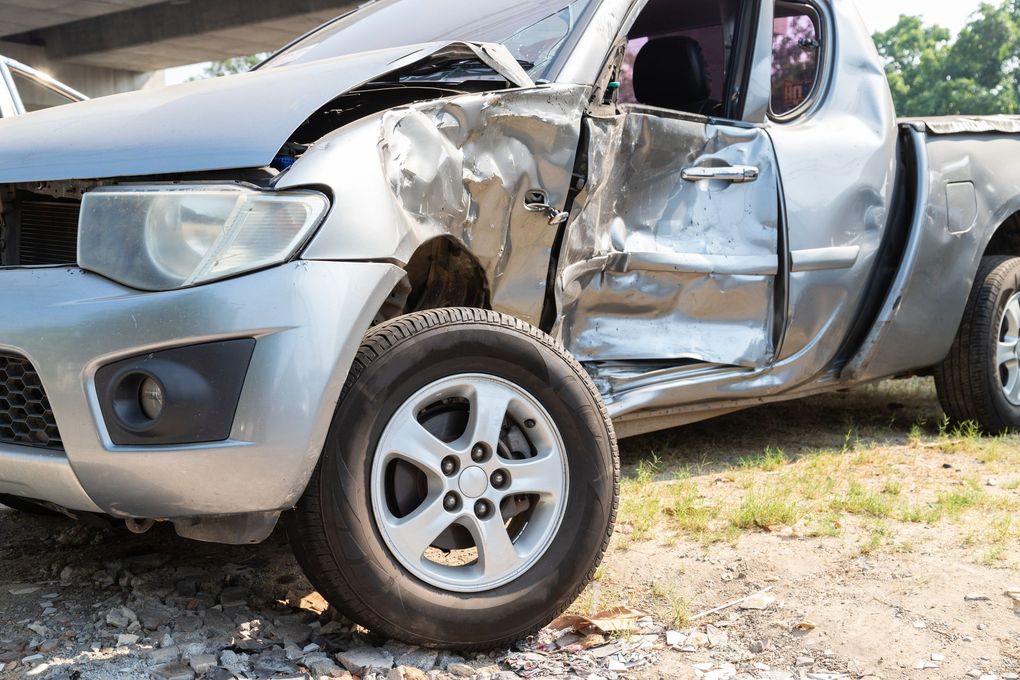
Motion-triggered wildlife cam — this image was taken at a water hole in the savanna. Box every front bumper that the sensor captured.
[0,261,404,518]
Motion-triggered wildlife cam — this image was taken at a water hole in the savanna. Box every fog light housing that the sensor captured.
[139,377,165,421]
[95,338,255,446]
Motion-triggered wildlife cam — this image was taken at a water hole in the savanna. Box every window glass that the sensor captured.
[10,71,76,113]
[616,0,732,117]
[771,2,821,116]
[260,0,594,83]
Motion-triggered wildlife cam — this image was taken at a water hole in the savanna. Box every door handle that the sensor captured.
[681,165,760,184]
[524,189,570,225]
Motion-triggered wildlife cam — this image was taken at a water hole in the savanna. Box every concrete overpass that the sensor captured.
[0,0,360,96]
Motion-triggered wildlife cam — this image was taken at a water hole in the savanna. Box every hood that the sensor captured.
[0,41,534,183]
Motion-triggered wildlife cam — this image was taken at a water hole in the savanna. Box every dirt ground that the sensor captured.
[0,378,1016,680]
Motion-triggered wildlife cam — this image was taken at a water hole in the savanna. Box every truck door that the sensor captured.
[764,1,899,374]
[555,0,782,368]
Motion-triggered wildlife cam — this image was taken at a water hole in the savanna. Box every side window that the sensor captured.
[10,70,77,113]
[616,0,732,118]
[771,2,821,117]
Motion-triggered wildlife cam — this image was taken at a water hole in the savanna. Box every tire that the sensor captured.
[0,495,58,515]
[287,308,619,649]
[935,256,1020,432]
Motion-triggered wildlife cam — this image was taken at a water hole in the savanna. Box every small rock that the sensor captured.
[219,586,248,608]
[792,621,817,632]
[739,592,777,610]
[389,667,428,680]
[147,646,181,665]
[106,606,138,629]
[394,648,439,671]
[22,653,44,664]
[174,614,201,634]
[665,630,685,647]
[749,639,769,654]
[912,619,926,629]
[965,593,990,601]
[139,609,172,631]
[150,662,195,680]
[9,585,41,596]
[796,657,815,667]
[336,647,394,675]
[189,654,217,674]
[304,652,347,678]
[931,653,945,662]
[117,633,140,646]
[446,662,475,678]
[202,608,234,633]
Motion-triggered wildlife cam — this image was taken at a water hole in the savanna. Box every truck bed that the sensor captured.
[899,114,1020,135]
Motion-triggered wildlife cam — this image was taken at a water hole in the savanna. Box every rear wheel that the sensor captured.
[935,256,1020,432]
[287,308,618,649]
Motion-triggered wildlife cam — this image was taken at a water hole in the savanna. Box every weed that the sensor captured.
[730,484,798,530]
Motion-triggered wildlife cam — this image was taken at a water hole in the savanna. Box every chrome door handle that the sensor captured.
[681,165,760,183]
[524,189,570,225]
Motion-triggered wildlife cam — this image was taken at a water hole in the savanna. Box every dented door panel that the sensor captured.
[292,85,590,326]
[554,109,781,366]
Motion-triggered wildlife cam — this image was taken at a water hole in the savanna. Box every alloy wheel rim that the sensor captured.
[370,373,568,593]
[998,292,1020,406]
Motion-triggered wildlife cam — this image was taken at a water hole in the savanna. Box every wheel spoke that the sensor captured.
[998,342,1017,369]
[462,381,515,450]
[384,494,453,562]
[462,514,520,579]
[1005,298,1020,338]
[504,451,564,497]
[384,419,455,473]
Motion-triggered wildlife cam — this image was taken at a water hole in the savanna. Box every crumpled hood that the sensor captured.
[0,41,533,183]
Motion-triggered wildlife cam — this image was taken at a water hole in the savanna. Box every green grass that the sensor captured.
[730,484,799,530]
[831,480,896,518]
[739,445,789,472]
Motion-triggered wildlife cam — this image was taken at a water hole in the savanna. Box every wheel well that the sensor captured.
[984,213,1020,257]
[375,238,491,323]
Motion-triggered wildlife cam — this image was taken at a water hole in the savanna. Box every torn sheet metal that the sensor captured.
[900,115,1020,136]
[432,42,537,89]
[0,41,534,184]
[552,109,780,366]
[294,85,589,326]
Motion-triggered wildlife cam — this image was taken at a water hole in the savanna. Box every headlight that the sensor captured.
[78,184,330,290]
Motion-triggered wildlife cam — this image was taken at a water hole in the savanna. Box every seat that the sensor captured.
[632,35,714,115]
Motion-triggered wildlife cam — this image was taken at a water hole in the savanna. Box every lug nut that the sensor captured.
[471,443,488,463]
[524,419,536,428]
[443,492,460,511]
[441,456,458,476]
[474,500,491,519]
[490,470,508,489]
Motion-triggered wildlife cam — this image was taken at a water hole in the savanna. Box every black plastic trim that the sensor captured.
[95,338,256,447]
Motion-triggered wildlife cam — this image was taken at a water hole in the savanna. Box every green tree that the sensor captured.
[191,54,269,81]
[873,3,1019,116]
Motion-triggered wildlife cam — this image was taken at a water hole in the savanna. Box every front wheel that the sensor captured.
[287,308,619,649]
[936,256,1020,432]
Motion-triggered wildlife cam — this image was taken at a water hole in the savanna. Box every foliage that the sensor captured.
[191,54,269,81]
[873,2,1020,116]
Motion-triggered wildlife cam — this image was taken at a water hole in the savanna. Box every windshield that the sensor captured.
[260,0,596,81]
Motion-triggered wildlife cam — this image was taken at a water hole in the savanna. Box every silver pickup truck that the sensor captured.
[0,0,1016,649]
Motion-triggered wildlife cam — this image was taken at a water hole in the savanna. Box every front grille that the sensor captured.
[0,353,63,450]
[17,200,80,266]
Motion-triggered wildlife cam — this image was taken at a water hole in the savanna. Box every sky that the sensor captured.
[853,0,981,35]
[166,1,986,85]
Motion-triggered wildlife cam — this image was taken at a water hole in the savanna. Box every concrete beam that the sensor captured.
[0,40,162,98]
[3,0,359,68]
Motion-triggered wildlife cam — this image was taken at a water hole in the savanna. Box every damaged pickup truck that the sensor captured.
[0,0,1018,648]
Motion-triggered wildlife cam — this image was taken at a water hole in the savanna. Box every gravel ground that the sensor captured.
[0,380,1017,680]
